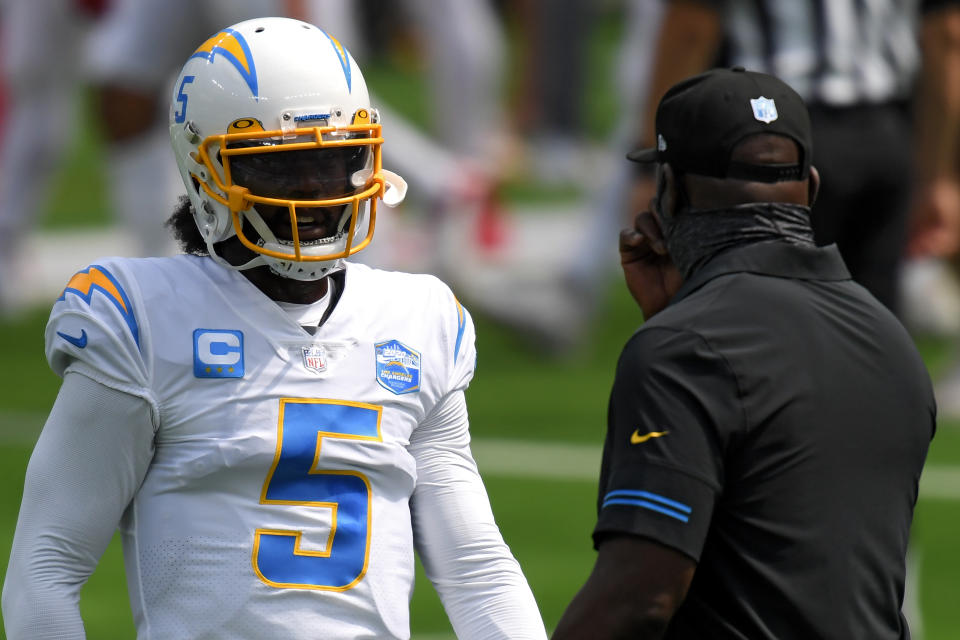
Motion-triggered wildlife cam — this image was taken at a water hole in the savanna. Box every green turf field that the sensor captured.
[3,18,960,637]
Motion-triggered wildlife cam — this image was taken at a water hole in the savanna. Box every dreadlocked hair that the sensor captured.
[165,195,209,256]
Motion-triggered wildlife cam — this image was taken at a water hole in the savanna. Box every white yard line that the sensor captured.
[0,411,48,446]
[472,438,960,502]
[917,466,960,501]
[473,438,960,500]
[471,438,601,482]
[2,416,957,500]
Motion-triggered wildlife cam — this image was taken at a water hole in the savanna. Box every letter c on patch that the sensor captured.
[198,332,241,364]
[194,329,245,378]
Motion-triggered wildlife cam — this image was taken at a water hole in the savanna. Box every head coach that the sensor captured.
[552,67,936,640]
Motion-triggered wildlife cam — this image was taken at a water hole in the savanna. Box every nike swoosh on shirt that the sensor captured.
[57,329,88,349]
[630,429,669,445]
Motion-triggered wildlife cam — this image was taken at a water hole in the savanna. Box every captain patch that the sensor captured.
[194,329,245,378]
[375,339,421,395]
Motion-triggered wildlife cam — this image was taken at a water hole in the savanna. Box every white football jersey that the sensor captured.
[45,256,477,639]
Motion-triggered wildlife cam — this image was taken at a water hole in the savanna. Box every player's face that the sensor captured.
[229,145,371,242]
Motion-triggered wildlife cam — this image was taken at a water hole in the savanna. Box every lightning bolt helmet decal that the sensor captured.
[322,31,352,92]
[190,28,259,99]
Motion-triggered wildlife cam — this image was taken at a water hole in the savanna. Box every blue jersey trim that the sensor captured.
[454,299,466,364]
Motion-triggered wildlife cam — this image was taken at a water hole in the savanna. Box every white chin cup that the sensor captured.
[263,255,343,281]
[244,200,364,281]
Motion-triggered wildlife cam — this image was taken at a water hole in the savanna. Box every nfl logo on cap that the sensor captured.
[750,97,778,123]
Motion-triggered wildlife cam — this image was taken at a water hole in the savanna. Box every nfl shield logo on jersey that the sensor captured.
[375,339,421,394]
[301,344,327,374]
[750,96,778,123]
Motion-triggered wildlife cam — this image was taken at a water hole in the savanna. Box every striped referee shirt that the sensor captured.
[698,0,925,106]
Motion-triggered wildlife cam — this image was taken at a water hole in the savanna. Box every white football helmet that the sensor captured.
[169,17,406,280]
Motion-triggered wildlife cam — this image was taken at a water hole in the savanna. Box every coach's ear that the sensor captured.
[807,165,820,207]
[653,163,681,223]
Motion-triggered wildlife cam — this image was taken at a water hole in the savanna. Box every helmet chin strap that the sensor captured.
[209,243,342,281]
[265,257,344,281]
[208,243,342,280]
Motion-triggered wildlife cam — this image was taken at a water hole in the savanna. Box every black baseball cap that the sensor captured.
[627,67,812,182]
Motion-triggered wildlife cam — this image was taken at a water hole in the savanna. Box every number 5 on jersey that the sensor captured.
[254,398,382,590]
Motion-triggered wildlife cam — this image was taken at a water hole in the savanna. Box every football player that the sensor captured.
[2,17,547,640]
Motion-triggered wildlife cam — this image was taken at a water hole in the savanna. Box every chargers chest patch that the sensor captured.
[375,339,421,394]
[194,329,245,378]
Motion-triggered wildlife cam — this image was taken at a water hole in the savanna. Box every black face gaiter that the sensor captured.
[663,202,816,280]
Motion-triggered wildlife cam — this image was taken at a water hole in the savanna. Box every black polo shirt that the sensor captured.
[594,241,935,639]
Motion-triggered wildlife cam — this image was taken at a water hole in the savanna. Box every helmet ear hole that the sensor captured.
[193,202,217,239]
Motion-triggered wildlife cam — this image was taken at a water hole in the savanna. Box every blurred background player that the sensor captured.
[305,0,514,274]
[441,0,669,350]
[509,0,595,188]
[0,0,116,311]
[0,0,280,312]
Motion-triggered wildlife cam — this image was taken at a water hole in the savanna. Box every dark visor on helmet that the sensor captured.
[225,143,372,201]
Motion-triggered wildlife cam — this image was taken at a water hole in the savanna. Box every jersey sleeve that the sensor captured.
[44,263,153,403]
[409,390,547,640]
[2,373,156,639]
[593,327,741,561]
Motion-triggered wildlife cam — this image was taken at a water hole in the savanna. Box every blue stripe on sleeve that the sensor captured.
[601,498,690,523]
[601,490,692,523]
[603,489,692,513]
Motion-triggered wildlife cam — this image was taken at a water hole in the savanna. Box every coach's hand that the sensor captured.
[908,177,960,258]
[620,210,682,320]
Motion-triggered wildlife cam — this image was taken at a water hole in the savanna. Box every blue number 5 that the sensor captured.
[173,75,195,124]
[253,398,382,590]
